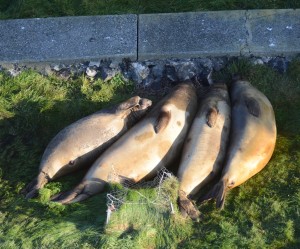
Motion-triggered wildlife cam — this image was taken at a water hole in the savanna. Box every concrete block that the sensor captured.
[247,9,300,56]
[0,15,137,63]
[138,11,247,60]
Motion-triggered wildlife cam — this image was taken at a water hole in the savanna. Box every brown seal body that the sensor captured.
[199,80,277,209]
[177,83,231,219]
[23,96,152,198]
[52,82,198,204]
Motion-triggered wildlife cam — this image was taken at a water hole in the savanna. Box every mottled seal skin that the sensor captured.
[199,80,277,209]
[52,82,198,204]
[177,83,231,219]
[22,96,152,199]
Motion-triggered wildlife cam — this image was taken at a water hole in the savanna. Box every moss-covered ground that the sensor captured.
[0,58,300,248]
[1,0,300,19]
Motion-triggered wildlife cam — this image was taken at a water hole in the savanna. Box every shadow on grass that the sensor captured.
[0,71,136,248]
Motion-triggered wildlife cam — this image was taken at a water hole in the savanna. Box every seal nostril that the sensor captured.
[69,160,75,165]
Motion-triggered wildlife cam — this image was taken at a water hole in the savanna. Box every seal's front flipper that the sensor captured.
[245,97,260,117]
[178,190,201,221]
[154,110,171,133]
[51,180,105,204]
[206,107,218,128]
[117,96,140,111]
[22,172,50,199]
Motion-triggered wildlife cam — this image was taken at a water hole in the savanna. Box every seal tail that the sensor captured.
[51,180,105,204]
[22,172,50,199]
[197,179,227,209]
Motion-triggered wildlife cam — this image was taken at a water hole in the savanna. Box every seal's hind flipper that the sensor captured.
[51,180,105,204]
[215,180,227,209]
[245,97,261,117]
[206,107,218,128]
[178,190,201,220]
[51,183,86,204]
[154,110,171,133]
[197,180,227,209]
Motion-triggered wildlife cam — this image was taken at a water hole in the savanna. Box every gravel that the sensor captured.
[0,56,295,89]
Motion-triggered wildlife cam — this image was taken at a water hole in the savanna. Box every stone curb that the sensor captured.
[0,15,137,63]
[139,9,300,59]
[0,9,299,64]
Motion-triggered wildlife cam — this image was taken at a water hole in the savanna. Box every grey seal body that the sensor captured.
[52,82,198,204]
[23,96,152,198]
[177,83,231,219]
[199,80,277,209]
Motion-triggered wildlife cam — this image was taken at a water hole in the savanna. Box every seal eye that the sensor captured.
[69,160,75,165]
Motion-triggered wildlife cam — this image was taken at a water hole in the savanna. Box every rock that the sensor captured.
[139,61,165,89]
[53,64,65,72]
[8,64,23,77]
[211,57,228,71]
[165,59,209,83]
[109,61,119,70]
[86,66,98,78]
[176,61,199,81]
[0,55,295,89]
[69,65,78,76]
[130,62,150,84]
[44,65,54,76]
[151,63,164,80]
[260,56,272,64]
[8,68,21,77]
[89,61,100,67]
[196,58,213,69]
[253,58,264,65]
[70,63,86,77]
[165,63,178,82]
[268,57,290,73]
[100,66,120,81]
[142,74,155,87]
[58,69,71,80]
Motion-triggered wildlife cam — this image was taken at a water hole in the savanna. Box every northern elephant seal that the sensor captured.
[177,83,231,219]
[199,80,277,209]
[23,96,152,199]
[52,82,198,204]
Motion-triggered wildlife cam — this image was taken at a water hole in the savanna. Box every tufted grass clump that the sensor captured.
[101,176,193,249]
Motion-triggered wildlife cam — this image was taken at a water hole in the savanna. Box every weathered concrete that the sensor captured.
[246,9,300,56]
[0,10,299,63]
[138,11,247,60]
[0,15,137,63]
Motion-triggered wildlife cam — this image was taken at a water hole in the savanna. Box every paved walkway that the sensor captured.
[0,9,299,63]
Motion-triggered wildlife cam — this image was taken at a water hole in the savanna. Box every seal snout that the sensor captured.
[139,98,152,110]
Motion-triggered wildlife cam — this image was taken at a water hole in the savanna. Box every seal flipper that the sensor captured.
[245,97,260,117]
[154,110,171,133]
[197,179,227,209]
[22,172,50,199]
[206,107,218,128]
[178,190,201,220]
[51,180,105,204]
[117,96,140,112]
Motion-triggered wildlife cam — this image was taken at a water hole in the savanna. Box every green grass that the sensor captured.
[0,0,300,19]
[0,59,300,248]
[101,176,193,249]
